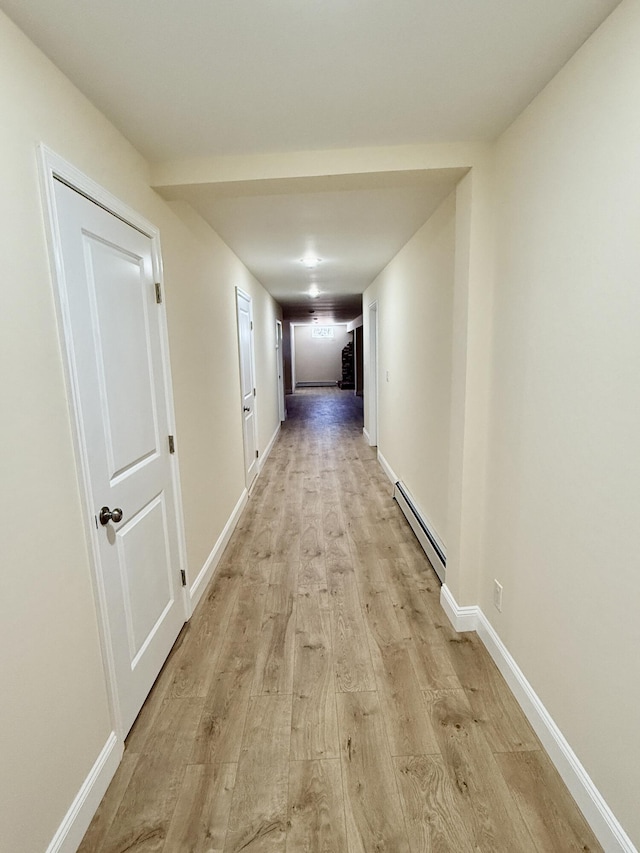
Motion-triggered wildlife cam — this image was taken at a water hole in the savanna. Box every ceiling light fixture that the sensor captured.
[301,256,321,269]
[308,285,320,298]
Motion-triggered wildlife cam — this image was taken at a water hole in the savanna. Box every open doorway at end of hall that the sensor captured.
[283,318,364,396]
[339,323,364,398]
[354,325,364,398]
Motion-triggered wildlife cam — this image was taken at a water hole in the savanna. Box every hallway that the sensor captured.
[79,389,600,853]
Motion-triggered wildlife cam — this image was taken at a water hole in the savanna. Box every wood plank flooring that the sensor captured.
[79,388,602,853]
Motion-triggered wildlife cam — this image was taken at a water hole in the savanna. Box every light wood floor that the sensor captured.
[79,388,601,852]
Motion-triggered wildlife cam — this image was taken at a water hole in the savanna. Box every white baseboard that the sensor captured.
[189,423,279,610]
[440,585,637,853]
[362,427,371,444]
[46,471,258,852]
[259,422,281,473]
[440,583,481,632]
[377,449,398,487]
[189,488,248,609]
[45,732,122,853]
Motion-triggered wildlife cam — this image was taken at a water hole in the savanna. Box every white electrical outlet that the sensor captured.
[493,580,503,612]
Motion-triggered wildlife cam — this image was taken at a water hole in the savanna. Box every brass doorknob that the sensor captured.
[99,506,123,526]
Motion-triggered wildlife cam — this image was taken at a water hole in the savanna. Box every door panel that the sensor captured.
[116,494,173,661]
[53,178,185,734]
[86,235,160,479]
[236,289,258,487]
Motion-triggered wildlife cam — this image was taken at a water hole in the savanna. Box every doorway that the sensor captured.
[236,288,259,487]
[41,150,188,737]
[276,319,286,421]
[355,325,364,397]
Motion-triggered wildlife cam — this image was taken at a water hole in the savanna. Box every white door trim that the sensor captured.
[290,321,297,390]
[276,319,285,421]
[37,144,190,740]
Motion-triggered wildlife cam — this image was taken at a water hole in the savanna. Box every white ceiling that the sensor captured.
[157,169,467,320]
[1,0,620,161]
[1,0,621,320]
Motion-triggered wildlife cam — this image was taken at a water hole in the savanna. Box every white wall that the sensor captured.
[0,11,280,852]
[293,324,350,384]
[364,191,456,546]
[483,0,640,845]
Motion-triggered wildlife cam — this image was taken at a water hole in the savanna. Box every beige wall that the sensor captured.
[0,11,280,852]
[293,323,350,384]
[361,5,640,844]
[482,0,640,844]
[3,0,640,847]
[160,201,281,575]
[364,192,456,545]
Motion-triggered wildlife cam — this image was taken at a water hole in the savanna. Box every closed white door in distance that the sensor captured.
[276,319,285,422]
[53,178,186,735]
[236,288,258,487]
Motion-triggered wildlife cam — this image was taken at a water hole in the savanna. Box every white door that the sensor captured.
[236,288,259,487]
[53,178,186,735]
[276,319,286,422]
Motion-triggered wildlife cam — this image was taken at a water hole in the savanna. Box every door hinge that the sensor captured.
[250,320,253,330]
[155,282,162,304]
[180,569,187,587]
[256,449,259,458]
[253,387,256,396]
[168,435,175,454]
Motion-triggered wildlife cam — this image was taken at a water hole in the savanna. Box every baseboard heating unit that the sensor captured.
[393,481,446,583]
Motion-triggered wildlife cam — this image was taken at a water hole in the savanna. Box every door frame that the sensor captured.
[235,286,259,487]
[275,319,285,421]
[38,145,190,740]
[367,301,379,446]
[290,321,297,390]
